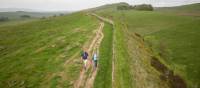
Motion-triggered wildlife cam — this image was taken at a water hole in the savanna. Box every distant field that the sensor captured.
[0,11,68,22]
[0,12,99,87]
[155,3,200,16]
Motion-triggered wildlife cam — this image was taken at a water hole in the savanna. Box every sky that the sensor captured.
[0,0,200,11]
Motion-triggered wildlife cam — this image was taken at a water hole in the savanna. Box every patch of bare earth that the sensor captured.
[84,22,104,88]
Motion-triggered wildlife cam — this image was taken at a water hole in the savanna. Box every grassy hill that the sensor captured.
[155,3,200,16]
[88,2,129,13]
[92,2,200,88]
[1,2,200,88]
[0,12,99,87]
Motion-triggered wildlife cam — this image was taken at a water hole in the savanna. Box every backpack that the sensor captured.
[82,52,88,59]
[93,53,97,61]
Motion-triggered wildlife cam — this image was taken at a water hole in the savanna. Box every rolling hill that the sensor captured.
[0,11,68,20]
[0,2,200,88]
[0,12,99,87]
[92,2,200,88]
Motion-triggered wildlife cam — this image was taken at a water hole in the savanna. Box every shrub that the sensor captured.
[41,16,46,19]
[117,4,154,11]
[53,15,57,17]
[0,17,9,22]
[134,4,154,11]
[59,14,64,16]
[20,15,31,18]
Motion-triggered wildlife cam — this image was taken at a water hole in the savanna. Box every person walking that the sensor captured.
[81,48,89,70]
[92,50,98,70]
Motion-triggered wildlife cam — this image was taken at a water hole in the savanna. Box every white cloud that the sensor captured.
[0,0,200,11]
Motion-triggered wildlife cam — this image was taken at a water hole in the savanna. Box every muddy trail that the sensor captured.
[74,22,104,88]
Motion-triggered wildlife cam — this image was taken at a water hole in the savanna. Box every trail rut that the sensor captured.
[74,22,104,88]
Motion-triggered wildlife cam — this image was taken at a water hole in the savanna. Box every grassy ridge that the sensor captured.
[0,12,98,87]
[113,21,135,88]
[92,13,135,87]
[116,11,199,87]
[93,3,200,87]
[113,11,200,87]
[93,11,135,88]
[94,23,113,88]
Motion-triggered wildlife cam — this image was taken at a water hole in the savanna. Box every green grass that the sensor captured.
[146,16,200,87]
[1,2,200,88]
[0,19,38,27]
[0,12,99,88]
[50,76,61,88]
[116,11,199,87]
[112,11,200,87]
[93,5,135,88]
[94,23,113,88]
[92,3,200,87]
[113,21,135,88]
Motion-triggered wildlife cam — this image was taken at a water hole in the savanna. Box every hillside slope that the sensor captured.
[1,2,200,88]
[0,12,99,88]
[91,2,200,88]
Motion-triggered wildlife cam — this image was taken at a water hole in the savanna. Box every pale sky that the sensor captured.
[0,0,200,11]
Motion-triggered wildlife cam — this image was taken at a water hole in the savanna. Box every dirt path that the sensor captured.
[91,13,116,88]
[84,22,104,88]
[74,22,104,88]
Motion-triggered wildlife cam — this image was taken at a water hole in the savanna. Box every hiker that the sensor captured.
[92,50,98,70]
[81,48,89,70]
